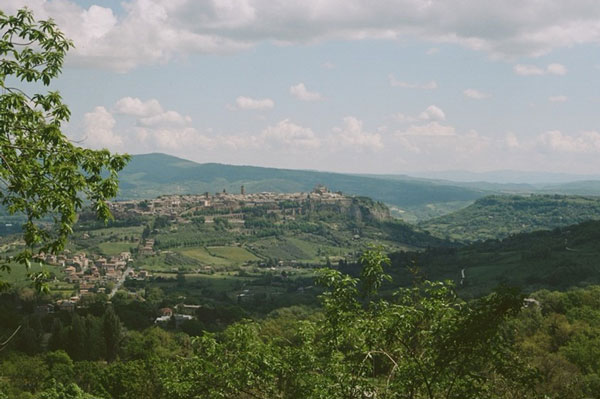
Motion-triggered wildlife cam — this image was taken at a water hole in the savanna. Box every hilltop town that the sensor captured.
[29,185,397,315]
[107,185,391,229]
[107,184,353,221]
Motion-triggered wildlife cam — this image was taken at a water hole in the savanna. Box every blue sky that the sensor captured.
[4,0,600,174]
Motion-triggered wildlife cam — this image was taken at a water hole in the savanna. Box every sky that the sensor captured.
[3,0,600,175]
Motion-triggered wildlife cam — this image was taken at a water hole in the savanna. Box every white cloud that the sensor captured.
[513,63,567,76]
[426,47,439,55]
[289,83,323,101]
[548,95,567,102]
[82,106,123,150]
[139,110,192,127]
[463,89,490,99]
[397,121,456,137]
[5,0,600,70]
[234,96,275,110]
[332,117,383,151]
[547,63,568,75]
[80,5,117,39]
[392,113,418,123]
[395,136,422,154]
[114,97,163,117]
[393,105,446,125]
[136,126,215,151]
[505,132,520,149]
[114,97,191,127]
[389,75,437,89]
[322,61,335,69]
[82,98,211,152]
[538,130,600,152]
[393,122,490,157]
[513,64,545,76]
[82,95,600,173]
[261,119,320,149]
[419,105,446,121]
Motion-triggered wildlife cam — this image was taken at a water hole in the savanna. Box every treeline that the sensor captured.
[3,304,121,363]
[390,219,600,295]
[421,194,600,242]
[2,251,600,397]
[0,250,530,398]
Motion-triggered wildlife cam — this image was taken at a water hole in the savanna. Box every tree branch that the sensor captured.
[0,324,22,351]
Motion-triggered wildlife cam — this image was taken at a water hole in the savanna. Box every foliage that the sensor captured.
[511,285,600,398]
[163,249,533,398]
[421,194,600,242]
[103,306,121,362]
[0,8,128,290]
[392,219,600,296]
[36,383,101,399]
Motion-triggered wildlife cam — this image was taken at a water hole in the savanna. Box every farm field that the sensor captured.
[206,246,260,263]
[97,241,136,256]
[0,261,65,287]
[173,247,232,266]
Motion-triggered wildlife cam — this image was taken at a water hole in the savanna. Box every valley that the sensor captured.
[3,3,600,396]
[3,168,600,398]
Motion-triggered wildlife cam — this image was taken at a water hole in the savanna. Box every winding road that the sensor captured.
[109,267,132,298]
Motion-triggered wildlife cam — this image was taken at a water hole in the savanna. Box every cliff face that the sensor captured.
[306,196,391,223]
[349,197,391,222]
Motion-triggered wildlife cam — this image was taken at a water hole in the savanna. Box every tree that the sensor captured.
[103,306,122,362]
[68,313,87,361]
[44,350,75,385]
[14,319,40,355]
[164,248,535,398]
[36,382,101,399]
[0,8,129,290]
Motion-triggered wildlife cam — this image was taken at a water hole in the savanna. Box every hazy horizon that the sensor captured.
[129,152,600,185]
[5,0,600,174]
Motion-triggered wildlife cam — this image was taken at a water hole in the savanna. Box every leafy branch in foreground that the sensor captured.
[164,248,536,398]
[0,8,129,290]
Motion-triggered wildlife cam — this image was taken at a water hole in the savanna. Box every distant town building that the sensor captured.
[313,184,329,194]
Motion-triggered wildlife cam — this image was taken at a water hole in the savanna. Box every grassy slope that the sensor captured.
[420,194,600,242]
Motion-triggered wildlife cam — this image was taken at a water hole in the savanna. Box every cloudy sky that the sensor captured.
[4,0,600,174]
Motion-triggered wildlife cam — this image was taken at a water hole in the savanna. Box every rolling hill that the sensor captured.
[116,153,490,216]
[391,219,600,297]
[420,194,600,242]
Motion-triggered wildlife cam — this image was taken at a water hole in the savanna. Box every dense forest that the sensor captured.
[421,195,600,242]
[3,251,600,398]
[392,219,600,296]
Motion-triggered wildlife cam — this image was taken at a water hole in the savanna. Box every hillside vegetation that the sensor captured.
[392,219,600,297]
[420,194,600,242]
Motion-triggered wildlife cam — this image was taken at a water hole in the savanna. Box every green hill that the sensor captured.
[420,194,600,242]
[391,219,600,297]
[116,154,489,215]
[540,180,600,196]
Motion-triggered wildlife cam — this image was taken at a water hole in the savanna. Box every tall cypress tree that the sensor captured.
[103,306,121,362]
[68,314,87,361]
[15,320,40,355]
[85,314,106,361]
[48,318,64,352]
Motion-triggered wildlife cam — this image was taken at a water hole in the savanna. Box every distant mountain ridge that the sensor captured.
[408,169,600,184]
[116,154,490,210]
[115,154,600,223]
